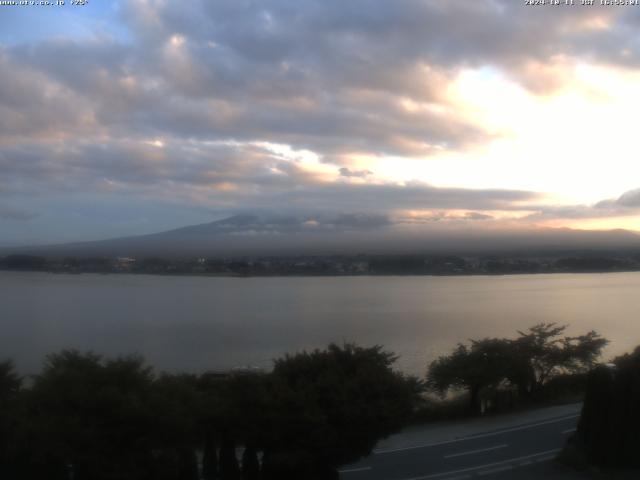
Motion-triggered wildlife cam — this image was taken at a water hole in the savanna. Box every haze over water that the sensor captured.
[2,271,638,376]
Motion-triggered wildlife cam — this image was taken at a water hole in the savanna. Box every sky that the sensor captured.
[2,0,640,246]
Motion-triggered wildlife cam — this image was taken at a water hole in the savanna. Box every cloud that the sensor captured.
[2,1,638,154]
[463,212,494,221]
[187,212,393,235]
[328,213,392,229]
[604,188,640,208]
[0,204,36,221]
[2,1,636,160]
[3,0,640,243]
[120,0,640,96]
[339,167,372,178]
[0,135,542,219]
[525,188,640,222]
[395,211,495,224]
[266,182,539,214]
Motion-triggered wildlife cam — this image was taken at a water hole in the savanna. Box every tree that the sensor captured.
[571,346,640,468]
[262,343,421,478]
[197,373,225,480]
[0,360,22,477]
[427,324,609,412]
[148,373,201,480]
[194,371,266,480]
[0,360,21,400]
[512,323,608,395]
[241,445,260,480]
[3,344,421,479]
[427,339,513,413]
[24,350,156,480]
[217,373,269,480]
[0,254,46,270]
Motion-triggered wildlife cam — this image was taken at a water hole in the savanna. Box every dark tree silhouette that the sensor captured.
[0,254,46,270]
[148,373,201,480]
[241,445,261,480]
[572,346,640,468]
[262,343,421,478]
[24,351,156,480]
[511,323,608,395]
[1,344,419,478]
[427,339,513,413]
[0,360,22,478]
[0,360,21,399]
[196,372,227,480]
[427,324,608,412]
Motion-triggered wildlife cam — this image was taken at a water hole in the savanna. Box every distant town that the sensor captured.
[4,252,640,276]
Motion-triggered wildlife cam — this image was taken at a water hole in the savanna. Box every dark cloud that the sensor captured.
[526,188,640,221]
[394,211,495,224]
[463,212,493,221]
[339,167,372,178]
[265,182,539,213]
[327,213,392,229]
[178,212,393,235]
[123,0,640,97]
[605,188,640,208]
[0,136,541,218]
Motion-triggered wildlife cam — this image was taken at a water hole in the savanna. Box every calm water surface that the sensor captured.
[2,271,639,375]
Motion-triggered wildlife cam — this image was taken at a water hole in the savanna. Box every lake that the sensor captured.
[2,271,639,376]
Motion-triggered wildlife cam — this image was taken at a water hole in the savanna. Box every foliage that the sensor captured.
[2,343,421,479]
[571,346,640,468]
[0,360,22,477]
[263,343,421,477]
[512,324,607,393]
[427,324,608,412]
[24,351,157,479]
[427,339,514,412]
[0,359,21,402]
[0,254,46,270]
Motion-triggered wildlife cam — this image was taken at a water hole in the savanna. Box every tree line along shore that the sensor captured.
[4,252,640,276]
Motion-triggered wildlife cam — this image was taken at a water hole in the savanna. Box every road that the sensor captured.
[339,404,582,480]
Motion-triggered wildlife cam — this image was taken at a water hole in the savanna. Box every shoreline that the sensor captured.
[3,267,640,279]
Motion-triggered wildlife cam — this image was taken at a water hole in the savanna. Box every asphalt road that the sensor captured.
[339,410,580,480]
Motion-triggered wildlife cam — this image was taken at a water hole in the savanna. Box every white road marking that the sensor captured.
[395,448,561,480]
[338,466,372,474]
[562,428,576,434]
[534,454,556,463]
[443,444,508,459]
[374,414,579,454]
[477,465,513,476]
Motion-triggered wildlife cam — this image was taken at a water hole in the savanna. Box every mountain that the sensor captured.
[2,215,640,258]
